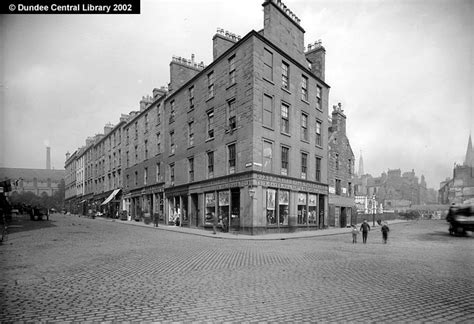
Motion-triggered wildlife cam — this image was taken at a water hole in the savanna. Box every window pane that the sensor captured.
[263,141,273,172]
[263,94,273,127]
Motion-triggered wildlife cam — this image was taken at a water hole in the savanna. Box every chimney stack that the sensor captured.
[46,146,51,170]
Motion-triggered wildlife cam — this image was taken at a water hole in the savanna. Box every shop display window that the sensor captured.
[266,189,276,224]
[297,193,307,224]
[308,194,317,225]
[218,191,230,232]
[278,190,289,225]
[205,192,215,225]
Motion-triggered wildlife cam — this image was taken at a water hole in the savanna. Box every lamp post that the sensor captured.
[372,194,376,226]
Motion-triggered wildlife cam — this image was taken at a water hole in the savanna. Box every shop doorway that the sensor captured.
[318,195,325,228]
[230,188,240,231]
[340,207,347,228]
[190,194,199,227]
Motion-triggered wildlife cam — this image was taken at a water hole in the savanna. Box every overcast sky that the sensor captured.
[1,0,473,189]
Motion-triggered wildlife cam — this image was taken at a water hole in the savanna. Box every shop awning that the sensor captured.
[101,189,121,205]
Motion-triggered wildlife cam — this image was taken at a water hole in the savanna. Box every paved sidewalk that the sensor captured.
[94,215,408,240]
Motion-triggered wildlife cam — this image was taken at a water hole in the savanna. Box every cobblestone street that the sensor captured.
[1,214,473,323]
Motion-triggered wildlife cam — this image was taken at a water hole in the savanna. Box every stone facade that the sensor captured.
[64,0,332,234]
[327,104,355,227]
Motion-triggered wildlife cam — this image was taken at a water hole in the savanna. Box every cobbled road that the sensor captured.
[1,214,473,323]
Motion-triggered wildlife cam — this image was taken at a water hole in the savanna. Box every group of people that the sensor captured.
[351,220,390,244]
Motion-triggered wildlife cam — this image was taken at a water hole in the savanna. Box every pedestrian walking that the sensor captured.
[211,212,218,234]
[360,220,371,244]
[153,213,159,227]
[381,222,390,243]
[351,225,359,244]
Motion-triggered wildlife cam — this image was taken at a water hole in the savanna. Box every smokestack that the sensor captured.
[46,147,51,170]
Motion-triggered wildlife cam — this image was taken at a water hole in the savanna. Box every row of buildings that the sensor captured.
[65,0,357,234]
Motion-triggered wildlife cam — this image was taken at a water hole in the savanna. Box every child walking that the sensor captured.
[381,222,390,243]
[351,225,359,244]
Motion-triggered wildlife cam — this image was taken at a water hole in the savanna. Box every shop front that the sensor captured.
[256,172,328,234]
[124,185,164,223]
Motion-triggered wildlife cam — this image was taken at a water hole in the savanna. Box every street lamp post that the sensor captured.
[372,194,376,226]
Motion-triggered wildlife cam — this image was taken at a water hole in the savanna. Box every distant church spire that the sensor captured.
[358,150,364,176]
[464,134,474,167]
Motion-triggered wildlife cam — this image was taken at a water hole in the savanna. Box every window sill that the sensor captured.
[205,137,215,143]
[206,96,215,103]
[226,83,236,90]
[187,145,195,150]
[301,139,310,144]
[301,98,310,105]
[188,107,194,113]
[281,87,291,95]
[281,132,291,138]
[263,77,274,85]
[262,125,274,131]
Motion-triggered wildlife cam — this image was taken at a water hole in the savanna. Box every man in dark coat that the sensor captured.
[360,220,371,244]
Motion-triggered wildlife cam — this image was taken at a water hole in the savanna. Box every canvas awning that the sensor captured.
[101,189,121,205]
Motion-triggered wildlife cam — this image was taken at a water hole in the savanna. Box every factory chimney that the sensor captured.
[46,146,51,170]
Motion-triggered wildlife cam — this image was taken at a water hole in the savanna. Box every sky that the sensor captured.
[1,0,473,189]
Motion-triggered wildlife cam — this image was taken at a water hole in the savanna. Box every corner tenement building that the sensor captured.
[65,0,331,234]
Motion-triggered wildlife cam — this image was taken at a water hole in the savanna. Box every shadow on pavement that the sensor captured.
[417,230,473,241]
[5,213,56,235]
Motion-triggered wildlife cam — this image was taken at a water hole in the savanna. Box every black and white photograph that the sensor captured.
[1,0,473,322]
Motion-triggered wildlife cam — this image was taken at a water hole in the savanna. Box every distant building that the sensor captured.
[0,167,64,197]
[354,167,431,212]
[327,103,355,227]
[439,135,474,204]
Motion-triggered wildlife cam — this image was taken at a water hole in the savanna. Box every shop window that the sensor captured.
[266,188,277,225]
[278,190,289,225]
[297,193,307,225]
[205,192,216,225]
[218,191,230,232]
[308,194,317,224]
